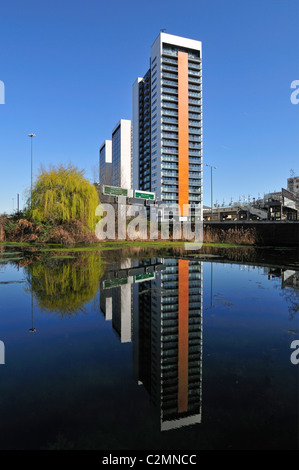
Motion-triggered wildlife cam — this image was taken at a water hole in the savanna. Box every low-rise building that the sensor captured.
[99,140,112,185]
[99,119,132,189]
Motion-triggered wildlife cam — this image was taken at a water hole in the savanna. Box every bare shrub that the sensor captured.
[204,226,257,245]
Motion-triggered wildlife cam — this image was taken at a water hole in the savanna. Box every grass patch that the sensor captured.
[50,255,76,259]
[0,257,24,262]
[0,240,255,253]
[0,242,33,247]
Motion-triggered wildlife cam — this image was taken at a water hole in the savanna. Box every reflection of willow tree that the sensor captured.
[25,253,105,316]
[280,285,299,321]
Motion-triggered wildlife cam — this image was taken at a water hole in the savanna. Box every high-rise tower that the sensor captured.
[133,33,202,215]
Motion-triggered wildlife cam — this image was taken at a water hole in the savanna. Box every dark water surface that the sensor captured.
[0,246,298,450]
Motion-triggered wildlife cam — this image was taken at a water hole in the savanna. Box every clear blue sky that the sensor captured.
[0,0,298,213]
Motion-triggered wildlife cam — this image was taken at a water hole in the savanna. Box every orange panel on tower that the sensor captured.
[178,51,189,216]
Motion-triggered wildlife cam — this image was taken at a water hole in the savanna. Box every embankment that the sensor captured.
[204,221,299,247]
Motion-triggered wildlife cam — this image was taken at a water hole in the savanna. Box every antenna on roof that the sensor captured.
[161,28,166,32]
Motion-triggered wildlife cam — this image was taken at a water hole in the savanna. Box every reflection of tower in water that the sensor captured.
[99,257,203,431]
[133,259,203,431]
[100,260,132,343]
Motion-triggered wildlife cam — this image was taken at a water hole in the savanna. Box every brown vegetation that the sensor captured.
[203,226,257,245]
[0,216,257,246]
[0,216,98,244]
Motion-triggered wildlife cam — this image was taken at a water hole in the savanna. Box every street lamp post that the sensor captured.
[206,163,216,221]
[28,133,36,208]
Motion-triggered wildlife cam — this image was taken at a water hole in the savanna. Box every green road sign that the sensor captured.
[135,272,155,282]
[103,277,128,289]
[103,185,128,197]
[134,190,155,200]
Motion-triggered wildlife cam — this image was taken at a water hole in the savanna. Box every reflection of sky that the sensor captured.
[204,262,296,322]
[203,262,299,367]
[1,260,297,363]
[0,263,133,396]
[0,259,298,450]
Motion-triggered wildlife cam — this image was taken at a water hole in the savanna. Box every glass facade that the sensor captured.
[133,34,202,211]
[161,44,202,206]
[138,70,151,192]
[99,141,112,185]
[112,125,121,187]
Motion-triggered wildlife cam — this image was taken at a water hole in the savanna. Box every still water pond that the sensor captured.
[0,248,298,450]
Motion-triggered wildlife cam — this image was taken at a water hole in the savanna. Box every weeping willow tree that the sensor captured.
[25,252,105,316]
[28,164,99,231]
